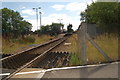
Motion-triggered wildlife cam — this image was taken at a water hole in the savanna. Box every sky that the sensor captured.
[2,0,95,31]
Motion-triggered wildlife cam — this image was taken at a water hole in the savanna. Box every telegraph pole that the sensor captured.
[39,11,42,29]
[33,7,41,30]
[58,19,63,33]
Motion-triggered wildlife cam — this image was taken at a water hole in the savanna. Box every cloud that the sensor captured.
[52,2,88,12]
[51,4,65,11]
[66,2,87,12]
[21,6,26,9]
[42,13,80,30]
[86,0,94,5]
[21,9,36,15]
[42,13,72,26]
[22,15,28,18]
[26,19,37,31]
[26,13,80,31]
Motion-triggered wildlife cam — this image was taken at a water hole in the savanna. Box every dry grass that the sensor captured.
[67,34,78,53]
[87,41,106,64]
[87,34,118,64]
[34,35,54,44]
[2,35,54,54]
[68,34,82,65]
[69,34,118,65]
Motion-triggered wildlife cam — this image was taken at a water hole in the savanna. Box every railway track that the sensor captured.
[29,51,70,69]
[1,34,71,80]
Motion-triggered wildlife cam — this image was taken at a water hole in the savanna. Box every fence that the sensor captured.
[77,22,112,65]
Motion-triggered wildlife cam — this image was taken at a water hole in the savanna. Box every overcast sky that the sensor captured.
[2,0,95,31]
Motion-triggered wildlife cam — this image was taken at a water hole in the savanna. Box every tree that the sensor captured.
[40,23,64,36]
[19,20,32,38]
[67,24,73,33]
[1,8,32,38]
[80,11,86,22]
[81,2,119,34]
[50,23,62,35]
[40,25,51,34]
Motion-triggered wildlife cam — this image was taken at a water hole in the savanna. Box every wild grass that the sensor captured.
[2,35,54,54]
[69,53,82,66]
[34,35,54,44]
[94,34,118,60]
[67,34,78,53]
[87,41,107,64]
[69,34,118,65]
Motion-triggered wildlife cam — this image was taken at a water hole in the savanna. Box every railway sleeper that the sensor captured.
[2,50,70,69]
[2,54,39,69]
[47,52,60,68]
[29,52,52,68]
[53,52,64,67]
[28,51,70,69]
[2,54,12,58]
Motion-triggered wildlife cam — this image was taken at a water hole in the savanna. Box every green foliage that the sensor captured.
[50,23,63,35]
[1,8,32,38]
[69,53,82,65]
[67,24,74,33]
[40,25,51,34]
[81,2,119,34]
[39,23,64,36]
[80,11,86,21]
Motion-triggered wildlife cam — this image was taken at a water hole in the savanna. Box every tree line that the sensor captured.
[1,8,32,38]
[1,8,74,39]
[36,23,64,36]
[35,23,73,36]
[80,2,119,34]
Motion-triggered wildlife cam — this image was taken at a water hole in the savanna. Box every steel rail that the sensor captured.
[0,37,62,61]
[3,37,68,80]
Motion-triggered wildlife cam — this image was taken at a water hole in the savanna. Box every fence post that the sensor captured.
[77,22,87,65]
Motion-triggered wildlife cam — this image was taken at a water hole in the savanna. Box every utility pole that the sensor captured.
[33,7,41,30]
[58,19,63,33]
[39,11,42,29]
[58,19,63,23]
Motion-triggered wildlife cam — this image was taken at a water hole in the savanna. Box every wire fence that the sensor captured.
[77,22,112,65]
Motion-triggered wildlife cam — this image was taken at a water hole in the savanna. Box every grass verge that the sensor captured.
[69,34,118,65]
[2,35,54,54]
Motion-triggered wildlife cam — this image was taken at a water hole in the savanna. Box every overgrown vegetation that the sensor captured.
[80,2,119,34]
[69,34,118,65]
[2,35,54,54]
[87,34,118,64]
[72,2,119,65]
